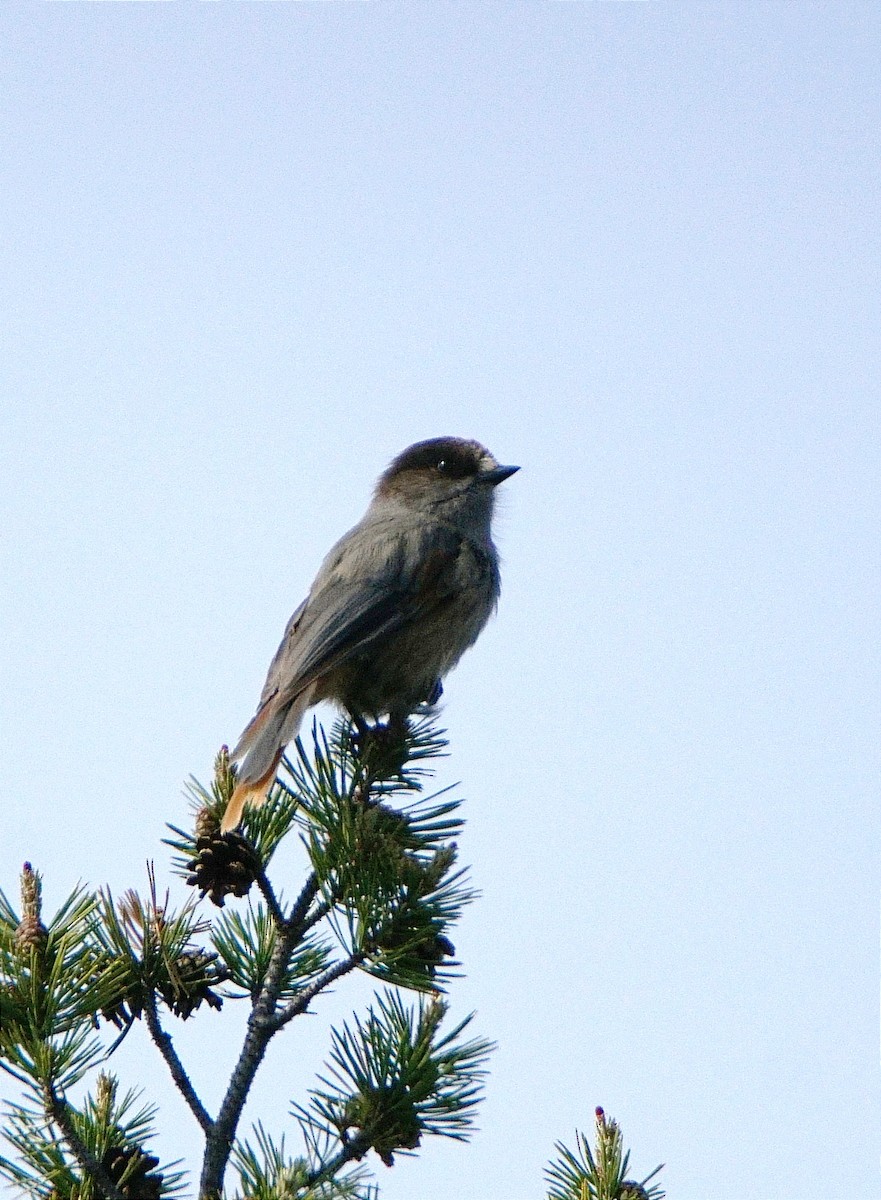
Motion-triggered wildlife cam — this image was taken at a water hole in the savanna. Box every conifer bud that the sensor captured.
[96,1071,117,1118]
[212,744,238,807]
[195,806,219,840]
[99,1145,163,1199]
[14,862,47,952]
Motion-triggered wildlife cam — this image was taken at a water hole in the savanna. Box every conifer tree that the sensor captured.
[0,716,664,1199]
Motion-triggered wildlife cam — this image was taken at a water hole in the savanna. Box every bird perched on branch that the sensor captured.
[221,436,519,832]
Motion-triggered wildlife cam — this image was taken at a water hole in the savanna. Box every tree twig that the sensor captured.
[304,1132,371,1191]
[283,873,320,932]
[298,897,332,935]
[255,866,286,928]
[144,990,214,1136]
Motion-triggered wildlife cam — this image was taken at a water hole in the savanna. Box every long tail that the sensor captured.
[221,683,317,832]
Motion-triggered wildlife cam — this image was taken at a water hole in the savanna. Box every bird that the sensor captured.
[220,436,518,832]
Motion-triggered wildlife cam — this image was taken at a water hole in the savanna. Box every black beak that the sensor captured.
[480,464,520,487]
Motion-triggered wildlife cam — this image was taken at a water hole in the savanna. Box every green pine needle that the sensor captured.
[546,1108,665,1200]
[233,1121,375,1200]
[298,989,493,1169]
[212,901,333,1002]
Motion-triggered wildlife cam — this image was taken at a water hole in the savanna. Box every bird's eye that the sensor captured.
[436,459,448,473]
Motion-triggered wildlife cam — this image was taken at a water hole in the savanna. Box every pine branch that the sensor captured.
[232,1121,374,1200]
[199,880,324,1199]
[43,1080,127,1200]
[546,1107,665,1200]
[143,990,214,1137]
[3,717,491,1199]
[295,990,492,1173]
[269,951,366,1033]
[199,718,472,1196]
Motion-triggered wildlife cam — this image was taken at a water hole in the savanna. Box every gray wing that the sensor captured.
[256,597,308,707]
[256,519,467,709]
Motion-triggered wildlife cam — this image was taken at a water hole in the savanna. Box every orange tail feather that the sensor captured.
[221,752,282,833]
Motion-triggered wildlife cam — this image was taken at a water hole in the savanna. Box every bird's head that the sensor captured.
[374,437,519,531]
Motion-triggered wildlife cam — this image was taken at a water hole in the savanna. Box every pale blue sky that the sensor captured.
[1,5,878,1199]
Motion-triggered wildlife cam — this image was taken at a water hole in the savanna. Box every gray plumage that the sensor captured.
[222,437,517,831]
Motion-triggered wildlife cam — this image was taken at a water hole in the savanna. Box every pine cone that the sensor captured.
[369,898,457,982]
[421,932,455,971]
[98,1146,163,1199]
[185,830,260,906]
[341,1085,422,1168]
[158,948,227,1019]
[98,984,144,1029]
